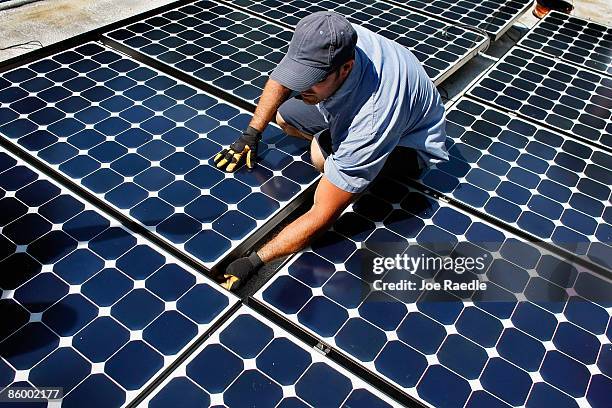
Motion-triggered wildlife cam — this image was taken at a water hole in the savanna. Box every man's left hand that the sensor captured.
[221,252,264,291]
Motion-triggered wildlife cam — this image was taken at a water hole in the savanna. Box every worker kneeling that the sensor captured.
[214,11,449,290]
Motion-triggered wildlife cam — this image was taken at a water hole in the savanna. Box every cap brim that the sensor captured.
[270,54,328,92]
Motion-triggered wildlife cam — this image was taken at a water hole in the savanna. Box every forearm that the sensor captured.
[257,209,330,262]
[249,79,292,131]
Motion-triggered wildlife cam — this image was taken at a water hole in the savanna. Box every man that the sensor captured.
[214,11,448,290]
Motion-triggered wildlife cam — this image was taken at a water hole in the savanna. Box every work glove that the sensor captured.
[221,251,264,291]
[214,126,261,172]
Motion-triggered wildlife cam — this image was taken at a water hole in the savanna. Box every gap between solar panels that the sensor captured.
[0,146,241,407]
[250,174,612,408]
[0,42,321,277]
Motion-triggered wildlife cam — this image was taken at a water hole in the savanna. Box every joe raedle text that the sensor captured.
[373,279,487,292]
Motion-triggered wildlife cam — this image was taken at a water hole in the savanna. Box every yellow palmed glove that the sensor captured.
[214,126,261,172]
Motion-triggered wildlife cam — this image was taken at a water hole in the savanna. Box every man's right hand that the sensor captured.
[214,126,262,172]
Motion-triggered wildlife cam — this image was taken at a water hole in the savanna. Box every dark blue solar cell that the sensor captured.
[259,148,292,170]
[0,322,59,369]
[497,328,545,372]
[162,126,198,146]
[335,318,387,361]
[62,374,126,408]
[134,166,174,191]
[283,161,319,185]
[210,178,251,203]
[219,314,273,359]
[158,180,199,206]
[157,213,201,244]
[39,194,84,224]
[213,210,256,240]
[0,253,37,290]
[422,168,460,192]
[298,296,348,337]
[89,227,136,259]
[19,129,58,151]
[540,350,590,397]
[81,267,132,306]
[373,341,427,389]
[144,311,198,354]
[207,125,240,146]
[67,129,106,150]
[481,358,533,405]
[323,271,368,309]
[90,141,128,163]
[82,168,125,193]
[465,391,510,408]
[384,209,425,238]
[257,337,312,385]
[185,114,220,133]
[164,105,197,123]
[75,106,110,125]
[62,210,110,241]
[506,167,540,190]
[417,225,458,255]
[262,275,312,314]
[438,335,488,379]
[184,229,231,262]
[59,155,100,179]
[110,154,150,177]
[561,209,597,235]
[42,293,97,336]
[312,230,357,263]
[149,377,209,408]
[237,192,279,220]
[73,316,129,362]
[497,181,531,205]
[0,118,38,139]
[146,264,195,301]
[527,195,563,220]
[100,95,134,113]
[115,128,153,148]
[47,119,84,141]
[553,322,600,364]
[0,165,37,190]
[261,176,301,201]
[176,283,229,324]
[0,198,27,228]
[116,244,165,280]
[184,138,220,161]
[160,152,199,174]
[432,207,471,234]
[511,302,557,341]
[397,313,447,352]
[418,365,471,408]
[225,369,283,408]
[527,382,579,408]
[484,197,521,222]
[358,291,407,331]
[564,297,608,335]
[123,85,157,102]
[456,307,503,348]
[15,179,59,206]
[106,340,164,390]
[296,362,352,407]
[552,226,589,255]
[29,347,90,393]
[112,289,164,330]
[287,252,335,288]
[3,213,51,245]
[130,197,174,226]
[10,96,46,114]
[105,182,148,209]
[184,165,224,189]
[187,343,243,393]
[587,375,612,408]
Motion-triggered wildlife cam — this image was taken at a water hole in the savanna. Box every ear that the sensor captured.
[341,59,354,77]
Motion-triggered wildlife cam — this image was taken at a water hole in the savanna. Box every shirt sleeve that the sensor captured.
[323,114,396,194]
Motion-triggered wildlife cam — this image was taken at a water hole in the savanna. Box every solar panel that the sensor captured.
[224,0,488,84]
[467,47,612,150]
[255,176,612,407]
[139,307,400,407]
[517,11,612,76]
[415,98,611,271]
[0,147,238,407]
[384,0,532,40]
[0,43,319,269]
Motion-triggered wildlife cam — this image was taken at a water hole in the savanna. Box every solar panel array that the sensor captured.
[105,0,292,104]
[256,176,612,408]
[415,98,611,270]
[140,307,400,407]
[0,148,237,407]
[468,47,612,150]
[388,0,533,39]
[518,11,612,76]
[0,43,319,269]
[224,0,488,83]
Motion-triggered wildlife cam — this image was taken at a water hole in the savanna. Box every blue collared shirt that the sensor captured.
[318,24,448,193]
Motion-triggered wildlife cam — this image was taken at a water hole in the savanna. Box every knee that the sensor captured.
[276,111,290,133]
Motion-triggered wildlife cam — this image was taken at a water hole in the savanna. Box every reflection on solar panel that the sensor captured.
[140,307,399,407]
[468,47,612,150]
[0,148,237,407]
[105,0,291,104]
[256,176,612,407]
[416,99,611,270]
[0,43,319,269]
[518,11,612,76]
[226,0,488,84]
[387,0,532,39]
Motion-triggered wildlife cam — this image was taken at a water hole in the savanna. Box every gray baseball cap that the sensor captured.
[270,11,357,92]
